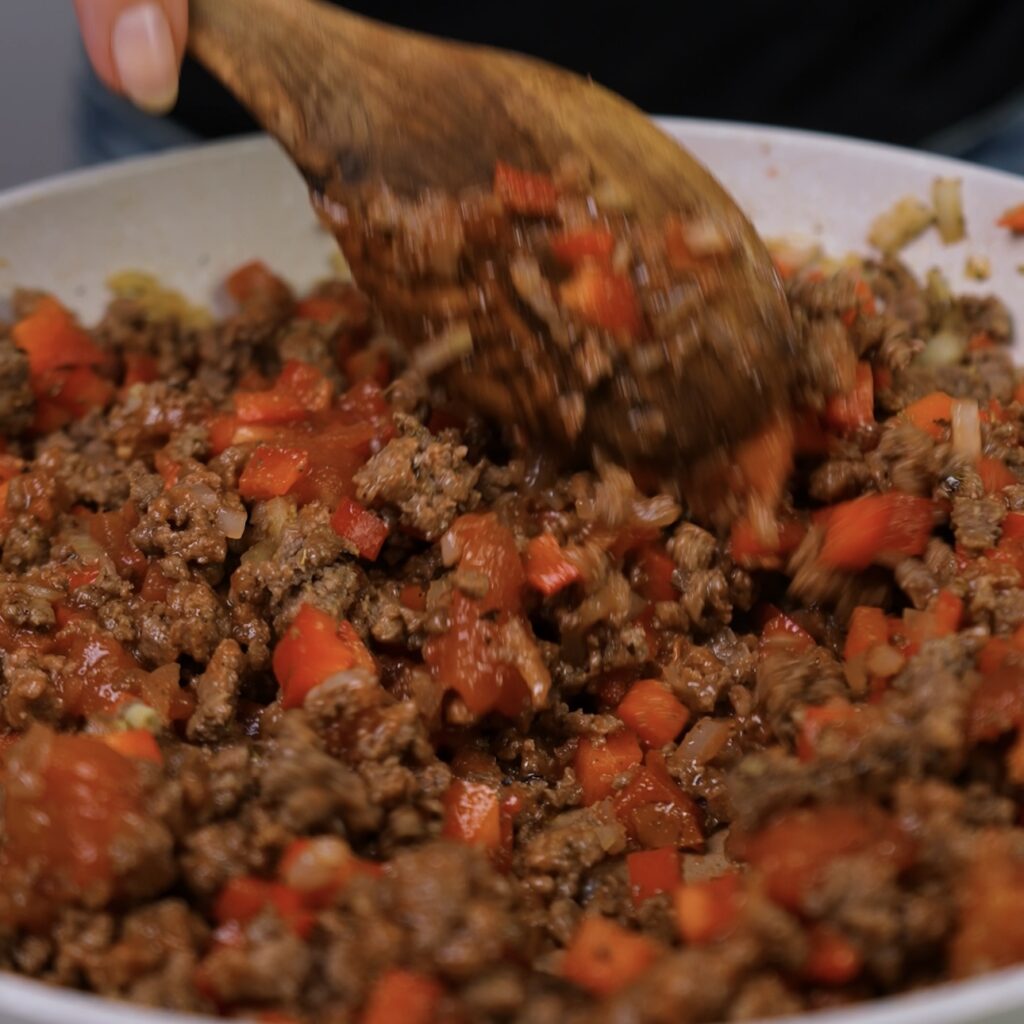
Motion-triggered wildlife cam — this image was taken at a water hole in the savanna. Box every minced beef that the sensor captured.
[0,190,1022,1024]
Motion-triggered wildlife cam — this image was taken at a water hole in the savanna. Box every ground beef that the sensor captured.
[0,226,1022,1024]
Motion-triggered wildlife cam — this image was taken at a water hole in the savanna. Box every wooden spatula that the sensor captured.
[188,0,798,470]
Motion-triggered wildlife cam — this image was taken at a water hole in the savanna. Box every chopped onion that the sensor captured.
[216,505,248,540]
[412,322,474,377]
[965,254,992,281]
[120,701,162,733]
[917,328,966,368]
[952,398,982,460]
[186,482,219,510]
[631,494,682,529]
[868,196,934,254]
[865,643,906,678]
[68,532,106,564]
[439,527,463,567]
[682,217,733,256]
[932,177,965,245]
[676,718,732,765]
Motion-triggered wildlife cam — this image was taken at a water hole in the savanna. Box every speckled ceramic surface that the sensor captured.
[0,120,1022,1024]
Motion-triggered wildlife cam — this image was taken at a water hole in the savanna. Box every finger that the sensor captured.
[73,0,188,113]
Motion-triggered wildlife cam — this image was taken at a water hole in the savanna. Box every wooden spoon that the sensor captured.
[188,0,800,471]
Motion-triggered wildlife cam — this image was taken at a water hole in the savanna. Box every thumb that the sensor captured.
[74,0,188,113]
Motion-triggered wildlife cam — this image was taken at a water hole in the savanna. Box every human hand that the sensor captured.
[73,0,188,113]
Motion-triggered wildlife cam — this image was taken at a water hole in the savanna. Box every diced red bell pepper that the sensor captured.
[331,497,389,560]
[362,969,444,1024]
[524,533,581,597]
[1004,513,1024,543]
[792,408,831,456]
[550,227,615,267]
[442,778,502,852]
[239,445,310,501]
[819,492,934,571]
[903,392,953,440]
[214,876,312,939]
[796,701,861,762]
[492,161,559,215]
[732,804,914,911]
[626,848,680,907]
[225,260,292,305]
[102,729,163,765]
[805,925,863,985]
[615,679,690,748]
[399,583,427,611]
[234,361,332,425]
[277,836,381,908]
[575,730,643,806]
[674,872,742,944]
[997,203,1024,233]
[729,515,806,570]
[560,916,660,996]
[272,604,375,709]
[611,752,703,850]
[560,262,642,338]
[844,606,889,661]
[637,544,677,602]
[734,414,795,508]
[824,362,874,432]
[444,513,525,615]
[968,663,1024,742]
[11,297,105,376]
[978,457,1016,494]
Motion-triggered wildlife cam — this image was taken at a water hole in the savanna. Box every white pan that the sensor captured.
[0,120,1022,1024]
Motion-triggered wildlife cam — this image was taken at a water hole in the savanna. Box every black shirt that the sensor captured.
[173,0,1024,147]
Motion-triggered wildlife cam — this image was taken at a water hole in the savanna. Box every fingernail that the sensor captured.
[112,3,179,114]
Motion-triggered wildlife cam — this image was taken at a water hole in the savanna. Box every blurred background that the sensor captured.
[2,0,1024,191]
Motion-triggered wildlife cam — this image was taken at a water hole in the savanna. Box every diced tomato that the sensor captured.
[330,497,389,561]
[493,161,559,216]
[637,544,677,602]
[560,916,660,996]
[969,331,997,354]
[792,408,831,456]
[560,262,642,338]
[361,969,443,1024]
[627,848,680,906]
[238,445,310,501]
[11,297,105,376]
[997,203,1024,233]
[611,754,704,850]
[734,414,796,509]
[399,583,427,611]
[902,391,953,440]
[932,589,964,634]
[824,362,874,432]
[819,492,933,570]
[0,727,145,924]
[102,729,163,765]
[674,872,742,944]
[550,227,616,267]
[978,456,1016,494]
[88,503,147,582]
[66,563,100,591]
[446,514,525,614]
[844,606,889,661]
[0,455,22,485]
[732,804,914,911]
[805,925,863,985]
[272,604,375,709]
[214,876,312,938]
[761,611,815,652]
[524,533,581,597]
[122,353,159,387]
[225,260,292,305]
[729,515,806,570]
[1003,514,1024,543]
[615,679,690,748]
[575,730,643,806]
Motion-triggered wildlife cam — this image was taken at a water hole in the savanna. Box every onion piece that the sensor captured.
[412,322,473,378]
[933,177,965,245]
[868,196,934,254]
[216,505,248,540]
[952,398,982,460]
[676,718,732,765]
[917,328,966,368]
